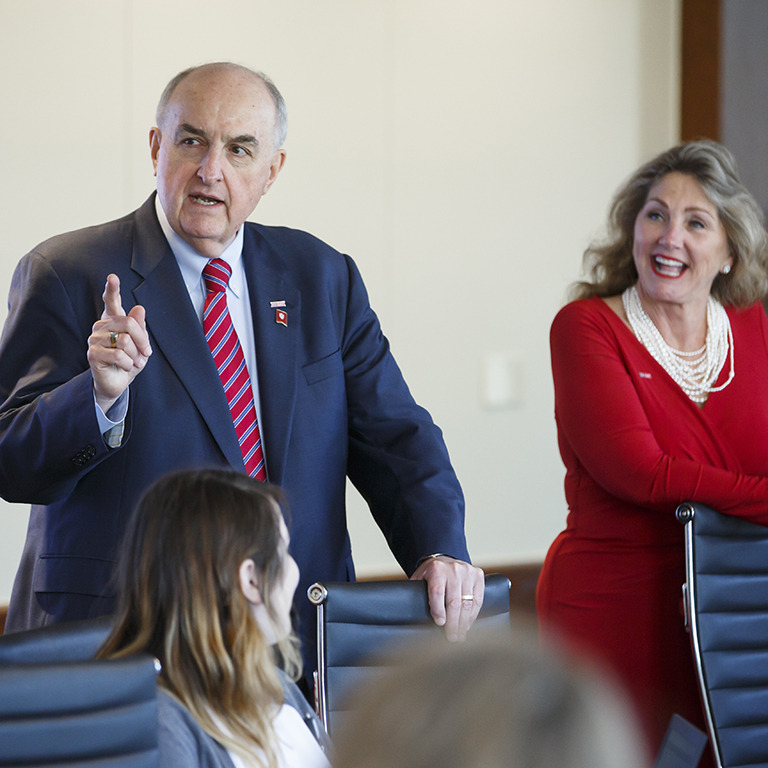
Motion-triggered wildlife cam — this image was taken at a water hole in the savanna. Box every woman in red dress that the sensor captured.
[537,140,768,759]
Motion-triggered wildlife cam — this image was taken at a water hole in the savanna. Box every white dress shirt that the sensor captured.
[226,705,331,768]
[95,198,267,471]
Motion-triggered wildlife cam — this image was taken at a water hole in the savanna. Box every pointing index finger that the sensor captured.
[102,274,126,319]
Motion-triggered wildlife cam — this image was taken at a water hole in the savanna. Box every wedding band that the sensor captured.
[461,594,474,601]
[109,331,119,348]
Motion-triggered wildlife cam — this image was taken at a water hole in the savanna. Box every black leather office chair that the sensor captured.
[0,654,159,767]
[677,501,768,768]
[0,614,113,664]
[308,572,511,735]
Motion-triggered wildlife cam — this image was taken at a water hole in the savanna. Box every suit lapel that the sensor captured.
[242,225,299,486]
[130,197,245,471]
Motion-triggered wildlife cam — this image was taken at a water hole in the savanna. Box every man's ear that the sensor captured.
[149,127,162,176]
[262,149,287,195]
[238,559,263,606]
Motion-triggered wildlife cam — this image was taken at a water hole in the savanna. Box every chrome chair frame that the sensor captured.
[678,502,719,766]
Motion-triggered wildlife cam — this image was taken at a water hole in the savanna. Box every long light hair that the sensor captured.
[572,140,768,307]
[98,469,301,768]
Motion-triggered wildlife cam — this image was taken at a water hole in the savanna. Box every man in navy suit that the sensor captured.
[0,63,483,668]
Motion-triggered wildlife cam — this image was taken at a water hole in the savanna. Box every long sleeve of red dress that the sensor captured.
[551,298,768,520]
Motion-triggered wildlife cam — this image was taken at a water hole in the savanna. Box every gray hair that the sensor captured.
[573,140,768,307]
[155,62,288,150]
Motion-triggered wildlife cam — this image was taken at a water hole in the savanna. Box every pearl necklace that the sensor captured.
[621,286,734,403]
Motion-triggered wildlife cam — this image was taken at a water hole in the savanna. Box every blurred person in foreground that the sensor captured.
[334,627,648,768]
[537,140,768,757]
[98,469,331,768]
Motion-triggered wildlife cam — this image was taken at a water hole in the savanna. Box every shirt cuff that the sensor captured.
[94,388,129,448]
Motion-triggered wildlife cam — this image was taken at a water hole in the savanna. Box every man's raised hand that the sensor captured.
[87,274,152,412]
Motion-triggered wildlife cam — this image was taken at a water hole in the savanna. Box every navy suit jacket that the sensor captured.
[0,195,468,668]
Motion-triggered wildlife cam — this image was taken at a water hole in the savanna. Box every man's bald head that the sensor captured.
[156,62,287,150]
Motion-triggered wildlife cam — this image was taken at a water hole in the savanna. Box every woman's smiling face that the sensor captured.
[632,171,732,312]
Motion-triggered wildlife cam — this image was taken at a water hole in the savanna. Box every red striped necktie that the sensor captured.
[202,259,266,481]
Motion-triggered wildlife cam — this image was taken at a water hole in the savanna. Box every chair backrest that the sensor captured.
[0,615,114,664]
[0,654,159,768]
[308,572,511,735]
[677,501,768,768]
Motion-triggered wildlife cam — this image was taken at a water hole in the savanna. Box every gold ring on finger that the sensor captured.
[461,594,474,601]
[109,331,119,348]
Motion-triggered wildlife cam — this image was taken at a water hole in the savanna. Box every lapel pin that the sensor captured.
[270,300,286,308]
[275,309,288,327]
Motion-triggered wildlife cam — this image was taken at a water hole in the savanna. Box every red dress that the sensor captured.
[537,296,768,756]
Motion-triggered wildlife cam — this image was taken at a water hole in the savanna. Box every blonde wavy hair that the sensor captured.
[572,140,768,307]
[98,469,301,768]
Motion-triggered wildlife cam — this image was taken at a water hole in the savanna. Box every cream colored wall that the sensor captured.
[0,0,680,600]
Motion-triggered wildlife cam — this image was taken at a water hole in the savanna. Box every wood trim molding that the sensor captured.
[681,0,721,141]
[0,562,542,635]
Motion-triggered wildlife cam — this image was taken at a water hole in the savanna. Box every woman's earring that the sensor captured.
[722,264,731,275]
